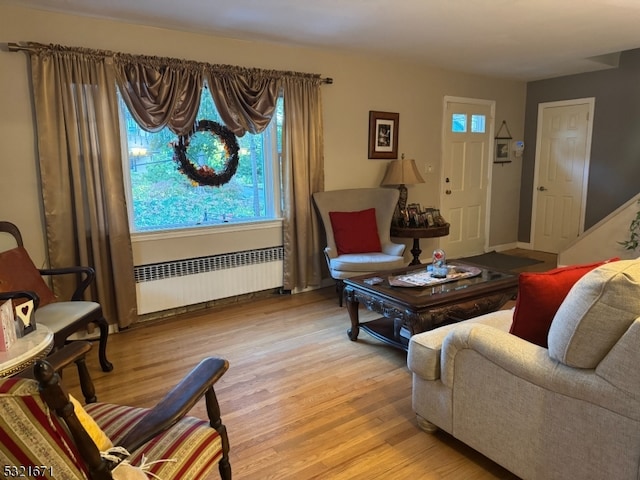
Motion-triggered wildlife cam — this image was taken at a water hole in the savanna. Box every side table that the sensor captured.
[391,224,450,265]
[0,324,54,377]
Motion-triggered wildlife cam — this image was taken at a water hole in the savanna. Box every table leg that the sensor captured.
[345,288,360,341]
[409,237,422,265]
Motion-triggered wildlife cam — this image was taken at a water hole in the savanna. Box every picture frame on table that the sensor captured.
[425,210,436,227]
[407,203,421,227]
[368,111,399,159]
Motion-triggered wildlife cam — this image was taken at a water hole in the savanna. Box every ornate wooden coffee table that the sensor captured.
[344,261,518,351]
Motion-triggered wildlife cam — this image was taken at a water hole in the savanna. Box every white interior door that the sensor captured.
[532,99,593,253]
[439,98,494,259]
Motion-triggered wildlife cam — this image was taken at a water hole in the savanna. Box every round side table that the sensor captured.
[391,224,450,265]
[0,324,54,377]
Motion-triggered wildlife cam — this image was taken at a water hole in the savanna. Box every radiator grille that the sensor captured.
[134,247,284,314]
[134,246,283,283]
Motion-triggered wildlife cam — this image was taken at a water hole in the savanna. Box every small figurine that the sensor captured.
[431,249,448,278]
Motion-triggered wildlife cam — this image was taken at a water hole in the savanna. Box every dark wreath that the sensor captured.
[173,119,240,187]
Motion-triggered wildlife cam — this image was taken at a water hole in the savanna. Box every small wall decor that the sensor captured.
[368,111,399,159]
[494,120,513,165]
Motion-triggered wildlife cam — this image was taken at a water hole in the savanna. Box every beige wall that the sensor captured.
[0,5,526,268]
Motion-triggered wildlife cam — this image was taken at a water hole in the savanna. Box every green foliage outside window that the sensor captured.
[122,90,282,232]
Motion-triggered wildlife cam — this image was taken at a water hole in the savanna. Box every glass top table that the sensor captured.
[343,261,518,351]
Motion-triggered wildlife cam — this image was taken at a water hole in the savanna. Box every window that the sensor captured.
[451,113,466,132]
[119,89,282,232]
[451,113,486,134]
[471,114,486,133]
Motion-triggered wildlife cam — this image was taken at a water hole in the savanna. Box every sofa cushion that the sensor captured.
[0,247,58,307]
[509,259,616,347]
[548,258,640,369]
[329,252,404,274]
[329,208,382,255]
[86,402,223,480]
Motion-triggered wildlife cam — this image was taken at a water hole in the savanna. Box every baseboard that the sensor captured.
[488,242,519,252]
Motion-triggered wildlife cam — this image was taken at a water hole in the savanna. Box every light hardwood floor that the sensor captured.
[64,251,556,480]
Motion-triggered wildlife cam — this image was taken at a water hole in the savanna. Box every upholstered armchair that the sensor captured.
[0,345,231,480]
[0,221,112,372]
[313,188,406,305]
[407,258,640,480]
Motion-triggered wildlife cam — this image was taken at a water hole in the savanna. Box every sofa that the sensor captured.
[407,258,640,480]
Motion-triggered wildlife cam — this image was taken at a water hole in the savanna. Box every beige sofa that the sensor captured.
[407,259,640,480]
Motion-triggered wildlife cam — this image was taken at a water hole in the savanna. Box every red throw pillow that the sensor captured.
[0,247,57,307]
[329,208,382,255]
[510,258,619,348]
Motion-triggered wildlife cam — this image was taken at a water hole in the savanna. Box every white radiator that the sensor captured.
[135,247,284,314]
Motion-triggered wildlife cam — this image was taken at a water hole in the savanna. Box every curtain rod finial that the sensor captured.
[323,77,333,85]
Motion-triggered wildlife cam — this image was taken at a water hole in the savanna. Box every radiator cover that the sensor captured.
[134,247,284,314]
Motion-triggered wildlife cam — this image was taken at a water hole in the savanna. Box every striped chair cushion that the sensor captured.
[0,377,88,479]
[85,402,223,480]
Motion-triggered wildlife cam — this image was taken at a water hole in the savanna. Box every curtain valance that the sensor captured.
[11,42,327,136]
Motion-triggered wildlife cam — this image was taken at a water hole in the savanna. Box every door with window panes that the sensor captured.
[439,99,494,258]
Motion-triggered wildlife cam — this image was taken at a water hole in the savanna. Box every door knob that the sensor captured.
[445,189,452,195]
[537,186,548,191]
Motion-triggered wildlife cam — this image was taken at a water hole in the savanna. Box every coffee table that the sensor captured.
[344,261,518,351]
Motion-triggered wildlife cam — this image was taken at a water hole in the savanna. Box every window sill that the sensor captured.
[131,219,283,243]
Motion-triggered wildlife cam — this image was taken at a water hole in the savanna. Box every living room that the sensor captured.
[1,2,640,479]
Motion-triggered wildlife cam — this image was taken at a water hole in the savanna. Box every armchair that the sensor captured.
[0,221,112,372]
[0,345,231,480]
[407,259,640,479]
[313,188,406,305]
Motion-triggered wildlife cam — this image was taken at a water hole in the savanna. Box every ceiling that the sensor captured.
[7,0,640,81]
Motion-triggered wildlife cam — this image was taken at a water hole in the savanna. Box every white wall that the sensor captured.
[0,4,526,269]
[558,195,640,266]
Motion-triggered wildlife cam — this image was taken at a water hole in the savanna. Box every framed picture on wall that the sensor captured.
[368,111,399,159]
[495,138,511,163]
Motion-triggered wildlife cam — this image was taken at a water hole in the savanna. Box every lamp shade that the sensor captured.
[381,158,425,186]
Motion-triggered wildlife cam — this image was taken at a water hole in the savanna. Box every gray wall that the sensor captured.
[519,48,640,242]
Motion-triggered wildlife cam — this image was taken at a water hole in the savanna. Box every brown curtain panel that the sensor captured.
[29,45,137,328]
[281,75,325,290]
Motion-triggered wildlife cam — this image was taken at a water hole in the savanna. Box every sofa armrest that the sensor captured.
[324,246,337,260]
[381,241,405,257]
[408,309,513,381]
[441,323,640,419]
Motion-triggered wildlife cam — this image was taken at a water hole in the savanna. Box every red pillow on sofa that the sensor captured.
[509,258,619,348]
[0,247,57,307]
[329,208,382,255]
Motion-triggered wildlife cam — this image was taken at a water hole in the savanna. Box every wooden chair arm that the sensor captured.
[39,265,96,300]
[22,341,92,375]
[118,357,229,453]
[0,290,40,309]
[20,342,97,404]
[34,360,111,480]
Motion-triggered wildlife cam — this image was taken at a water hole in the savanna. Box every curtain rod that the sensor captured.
[6,42,334,85]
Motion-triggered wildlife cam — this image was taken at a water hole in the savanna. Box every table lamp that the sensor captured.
[380,154,425,213]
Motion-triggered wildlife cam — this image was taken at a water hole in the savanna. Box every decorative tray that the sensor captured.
[388,265,482,287]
